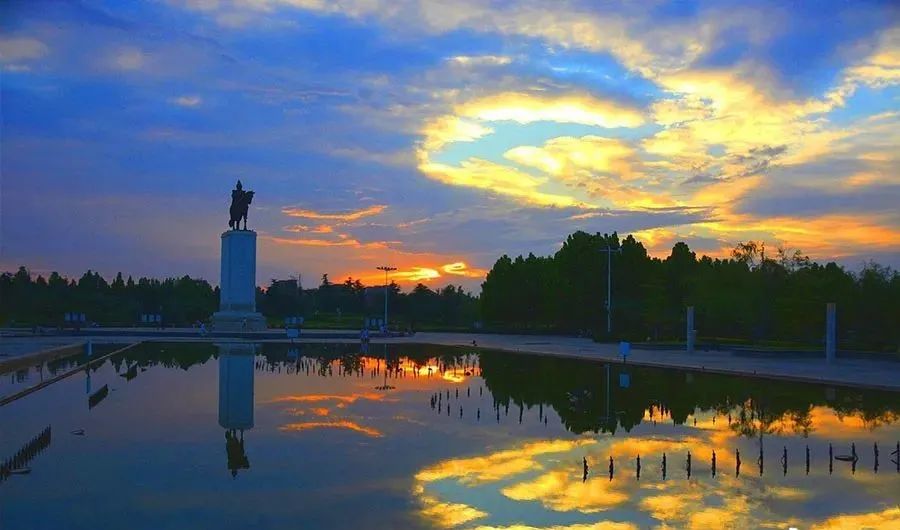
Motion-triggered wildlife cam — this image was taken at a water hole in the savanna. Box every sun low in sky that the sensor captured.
[1,0,898,289]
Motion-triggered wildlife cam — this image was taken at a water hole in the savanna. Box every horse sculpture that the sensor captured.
[228,180,254,230]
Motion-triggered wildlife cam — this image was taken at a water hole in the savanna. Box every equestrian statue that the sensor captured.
[228,180,255,230]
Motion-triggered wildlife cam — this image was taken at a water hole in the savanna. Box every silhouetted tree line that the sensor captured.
[480,232,900,351]
[257,274,478,328]
[0,267,218,327]
[0,266,478,328]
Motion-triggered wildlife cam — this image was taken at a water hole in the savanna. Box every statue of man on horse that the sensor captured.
[229,180,255,230]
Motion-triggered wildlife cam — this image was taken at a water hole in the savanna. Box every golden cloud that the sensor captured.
[504,136,642,181]
[284,224,335,233]
[265,236,393,249]
[840,27,900,94]
[392,267,441,282]
[282,204,388,221]
[699,213,900,257]
[420,115,494,152]
[441,261,487,278]
[418,157,587,207]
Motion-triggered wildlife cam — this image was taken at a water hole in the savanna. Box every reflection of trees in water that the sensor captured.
[108,343,897,438]
[110,342,219,372]
[477,351,898,437]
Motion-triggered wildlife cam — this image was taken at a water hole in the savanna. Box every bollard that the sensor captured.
[829,443,833,475]
[619,341,630,363]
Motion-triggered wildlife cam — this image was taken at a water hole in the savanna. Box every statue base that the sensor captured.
[211,311,267,332]
[211,230,267,332]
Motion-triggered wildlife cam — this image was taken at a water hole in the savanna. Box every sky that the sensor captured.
[1,0,898,291]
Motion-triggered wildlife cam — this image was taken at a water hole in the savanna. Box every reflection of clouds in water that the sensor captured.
[283,407,331,416]
[414,483,488,528]
[803,407,899,438]
[279,421,383,438]
[503,469,629,513]
[269,392,391,438]
[810,507,900,529]
[265,392,391,404]
[472,522,638,530]
[415,439,595,485]
[414,413,900,529]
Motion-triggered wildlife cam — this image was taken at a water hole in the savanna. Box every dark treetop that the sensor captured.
[228,180,255,230]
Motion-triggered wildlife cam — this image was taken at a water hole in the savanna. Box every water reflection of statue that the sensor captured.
[225,429,250,478]
[218,343,255,477]
[228,180,255,230]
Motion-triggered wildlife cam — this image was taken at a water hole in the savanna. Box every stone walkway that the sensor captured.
[0,337,84,362]
[382,332,900,391]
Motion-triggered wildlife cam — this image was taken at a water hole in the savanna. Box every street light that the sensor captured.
[376,265,396,332]
[599,243,622,336]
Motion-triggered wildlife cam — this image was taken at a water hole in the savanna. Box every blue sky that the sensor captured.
[1,0,898,289]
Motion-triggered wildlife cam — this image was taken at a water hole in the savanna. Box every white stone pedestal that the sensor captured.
[212,230,266,331]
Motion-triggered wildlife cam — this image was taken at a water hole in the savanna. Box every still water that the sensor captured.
[1,342,898,529]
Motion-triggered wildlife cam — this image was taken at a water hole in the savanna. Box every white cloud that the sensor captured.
[169,95,203,107]
[113,47,146,70]
[447,55,512,67]
[0,37,49,69]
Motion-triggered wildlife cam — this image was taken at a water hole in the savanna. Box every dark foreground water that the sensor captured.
[1,342,898,529]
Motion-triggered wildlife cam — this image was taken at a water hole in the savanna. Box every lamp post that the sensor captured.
[599,243,622,336]
[376,266,396,332]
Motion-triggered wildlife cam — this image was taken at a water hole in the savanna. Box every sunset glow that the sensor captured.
[3,1,896,285]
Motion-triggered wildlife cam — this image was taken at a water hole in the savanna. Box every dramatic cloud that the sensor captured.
[2,0,898,288]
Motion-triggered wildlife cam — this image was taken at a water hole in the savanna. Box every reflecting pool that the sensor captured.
[1,342,898,529]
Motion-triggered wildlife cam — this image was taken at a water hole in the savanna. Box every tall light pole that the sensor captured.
[376,266,396,331]
[599,243,622,336]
